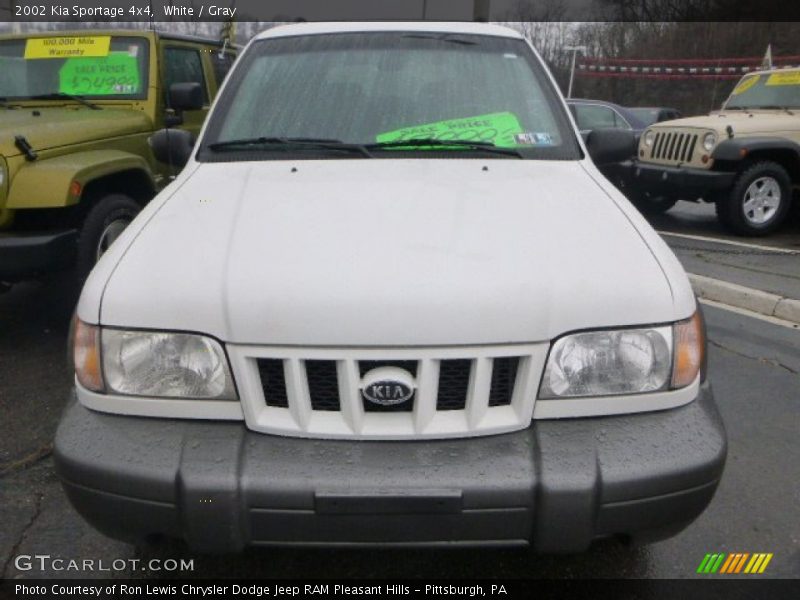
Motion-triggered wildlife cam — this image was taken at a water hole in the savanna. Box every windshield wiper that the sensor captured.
[206,137,372,157]
[26,93,101,110]
[755,105,795,114]
[365,138,523,158]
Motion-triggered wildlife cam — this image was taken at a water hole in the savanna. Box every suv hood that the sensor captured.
[0,108,152,157]
[99,160,677,345]
[652,111,800,137]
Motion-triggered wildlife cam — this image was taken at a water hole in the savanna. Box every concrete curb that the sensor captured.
[688,273,800,325]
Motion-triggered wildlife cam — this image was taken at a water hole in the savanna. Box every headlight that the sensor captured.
[643,130,656,146]
[540,326,672,398]
[73,323,238,399]
[539,312,705,399]
[102,329,237,399]
[703,132,717,152]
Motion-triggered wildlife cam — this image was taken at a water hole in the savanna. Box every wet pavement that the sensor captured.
[650,200,800,251]
[655,202,800,307]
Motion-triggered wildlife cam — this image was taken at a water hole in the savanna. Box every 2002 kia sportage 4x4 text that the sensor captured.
[56,22,726,552]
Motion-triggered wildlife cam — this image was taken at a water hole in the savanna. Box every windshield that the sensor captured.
[629,108,661,126]
[0,35,149,100]
[724,71,800,109]
[199,32,581,160]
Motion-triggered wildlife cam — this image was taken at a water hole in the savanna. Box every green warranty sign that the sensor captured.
[59,52,140,96]
[377,112,526,148]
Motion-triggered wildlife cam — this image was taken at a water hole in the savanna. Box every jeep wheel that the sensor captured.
[716,162,791,236]
[630,191,678,215]
[77,194,141,279]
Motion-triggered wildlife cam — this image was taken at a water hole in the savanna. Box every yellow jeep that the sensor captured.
[0,30,236,287]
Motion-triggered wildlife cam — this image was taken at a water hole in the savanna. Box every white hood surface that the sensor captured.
[98,160,678,346]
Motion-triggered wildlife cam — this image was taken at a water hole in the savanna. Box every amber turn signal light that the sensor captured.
[74,318,104,392]
[672,311,705,389]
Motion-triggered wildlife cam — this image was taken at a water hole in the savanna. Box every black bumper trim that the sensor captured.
[627,161,736,199]
[0,229,77,279]
[55,384,726,552]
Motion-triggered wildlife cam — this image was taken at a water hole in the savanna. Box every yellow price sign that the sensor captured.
[24,36,111,60]
[732,75,759,95]
[766,71,800,86]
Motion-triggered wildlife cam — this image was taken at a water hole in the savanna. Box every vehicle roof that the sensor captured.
[629,107,680,112]
[254,21,524,41]
[566,98,649,129]
[566,98,628,109]
[0,29,228,46]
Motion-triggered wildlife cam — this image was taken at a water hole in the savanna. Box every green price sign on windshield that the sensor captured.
[59,52,140,96]
[377,112,526,148]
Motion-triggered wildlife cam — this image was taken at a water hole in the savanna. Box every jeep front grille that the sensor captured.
[651,131,698,162]
[229,345,546,439]
[642,127,709,167]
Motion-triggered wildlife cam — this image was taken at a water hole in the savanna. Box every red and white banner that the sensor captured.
[576,55,800,79]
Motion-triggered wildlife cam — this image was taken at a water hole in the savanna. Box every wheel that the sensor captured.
[716,161,792,236]
[629,191,678,215]
[76,194,141,279]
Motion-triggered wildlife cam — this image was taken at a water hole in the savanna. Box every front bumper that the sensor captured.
[0,229,77,280]
[627,161,736,200]
[55,384,726,552]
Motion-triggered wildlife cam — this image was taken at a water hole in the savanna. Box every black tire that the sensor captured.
[629,191,679,215]
[76,194,141,280]
[715,161,792,236]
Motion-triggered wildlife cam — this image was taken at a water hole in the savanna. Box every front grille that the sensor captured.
[650,130,698,163]
[244,346,541,439]
[258,357,523,414]
[436,359,471,411]
[257,359,288,408]
[306,360,340,411]
[489,357,519,407]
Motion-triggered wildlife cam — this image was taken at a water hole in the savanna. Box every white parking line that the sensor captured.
[699,298,800,330]
[658,231,800,254]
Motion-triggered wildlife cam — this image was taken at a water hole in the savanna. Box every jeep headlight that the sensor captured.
[643,130,656,147]
[74,321,237,399]
[539,313,704,399]
[703,132,717,152]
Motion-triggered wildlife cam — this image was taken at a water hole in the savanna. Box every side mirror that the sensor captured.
[168,82,203,111]
[585,128,637,165]
[149,129,195,169]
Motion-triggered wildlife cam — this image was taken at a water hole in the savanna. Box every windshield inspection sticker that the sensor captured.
[377,112,526,147]
[59,52,140,96]
[24,36,111,60]
[732,75,760,95]
[766,71,800,86]
[514,132,553,146]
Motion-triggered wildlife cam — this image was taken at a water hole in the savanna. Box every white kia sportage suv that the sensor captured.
[56,22,726,552]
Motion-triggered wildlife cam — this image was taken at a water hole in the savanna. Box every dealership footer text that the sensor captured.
[14,584,506,597]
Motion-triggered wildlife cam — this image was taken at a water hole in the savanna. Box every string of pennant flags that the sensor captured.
[576,55,800,80]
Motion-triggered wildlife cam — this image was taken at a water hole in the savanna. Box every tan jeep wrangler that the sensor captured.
[0,30,236,289]
[629,67,800,235]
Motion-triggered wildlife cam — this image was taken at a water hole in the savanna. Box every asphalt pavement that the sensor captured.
[651,200,800,252]
[653,201,800,327]
[1,267,798,580]
[655,201,800,300]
